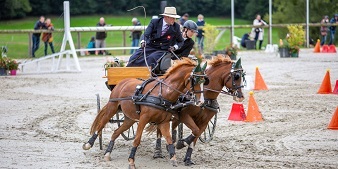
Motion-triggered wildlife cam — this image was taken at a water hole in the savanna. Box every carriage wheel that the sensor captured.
[96,94,103,150]
[199,113,217,143]
[113,108,138,141]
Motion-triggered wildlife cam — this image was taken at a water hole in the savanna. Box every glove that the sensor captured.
[140,42,145,48]
[168,46,175,52]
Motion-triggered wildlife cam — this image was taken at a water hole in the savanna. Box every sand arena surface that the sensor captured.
[0,49,337,168]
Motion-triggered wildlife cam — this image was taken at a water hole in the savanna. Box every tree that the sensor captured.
[273,0,338,44]
[0,0,32,20]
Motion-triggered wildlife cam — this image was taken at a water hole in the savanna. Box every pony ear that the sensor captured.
[234,57,242,69]
[202,61,207,71]
[194,60,202,72]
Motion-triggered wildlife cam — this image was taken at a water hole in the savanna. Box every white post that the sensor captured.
[269,0,272,45]
[306,0,309,48]
[231,0,234,43]
[57,1,81,71]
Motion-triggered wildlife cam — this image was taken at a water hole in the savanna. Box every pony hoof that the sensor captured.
[170,159,178,167]
[128,164,136,169]
[184,159,195,166]
[104,154,111,161]
[175,140,186,150]
[82,143,91,150]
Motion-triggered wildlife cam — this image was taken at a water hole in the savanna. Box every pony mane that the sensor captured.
[208,55,233,66]
[163,57,196,78]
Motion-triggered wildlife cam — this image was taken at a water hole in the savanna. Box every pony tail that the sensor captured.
[90,105,108,135]
[145,123,158,135]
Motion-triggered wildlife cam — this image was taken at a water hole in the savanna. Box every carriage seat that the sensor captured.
[152,52,172,75]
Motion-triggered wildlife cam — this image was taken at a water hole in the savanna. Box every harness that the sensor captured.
[132,78,175,114]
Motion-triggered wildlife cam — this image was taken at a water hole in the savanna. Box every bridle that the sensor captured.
[205,62,246,98]
[186,66,207,104]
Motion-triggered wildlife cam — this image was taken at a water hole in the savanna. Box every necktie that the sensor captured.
[161,24,169,36]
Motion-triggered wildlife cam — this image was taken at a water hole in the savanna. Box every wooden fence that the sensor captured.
[0,23,337,56]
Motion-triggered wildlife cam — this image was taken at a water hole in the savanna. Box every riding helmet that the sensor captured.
[183,20,198,33]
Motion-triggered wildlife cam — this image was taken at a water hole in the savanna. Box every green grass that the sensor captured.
[0,15,280,59]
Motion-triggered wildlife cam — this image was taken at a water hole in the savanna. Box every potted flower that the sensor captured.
[0,49,9,76]
[7,59,19,75]
[278,39,290,57]
[203,23,219,59]
[0,58,7,76]
[225,44,238,60]
[286,25,305,58]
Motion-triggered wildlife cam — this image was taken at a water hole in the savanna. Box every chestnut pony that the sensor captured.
[83,58,207,168]
[153,56,245,166]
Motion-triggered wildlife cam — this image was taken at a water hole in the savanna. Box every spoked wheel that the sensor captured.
[199,113,217,143]
[110,108,138,141]
[96,94,103,150]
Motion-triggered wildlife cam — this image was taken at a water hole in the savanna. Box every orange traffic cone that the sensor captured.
[317,69,332,94]
[332,80,338,94]
[328,107,338,130]
[228,102,246,121]
[253,67,268,90]
[322,45,329,53]
[245,91,263,122]
[314,39,320,53]
[328,45,337,53]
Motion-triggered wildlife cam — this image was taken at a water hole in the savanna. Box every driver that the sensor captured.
[127,7,184,67]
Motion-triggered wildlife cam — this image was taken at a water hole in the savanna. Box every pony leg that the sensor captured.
[153,128,164,159]
[158,122,177,167]
[128,116,150,169]
[176,113,199,150]
[83,103,118,150]
[171,118,180,143]
[104,117,136,161]
[183,138,198,166]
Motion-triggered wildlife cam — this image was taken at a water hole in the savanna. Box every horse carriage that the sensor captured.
[83,52,245,168]
[95,52,217,150]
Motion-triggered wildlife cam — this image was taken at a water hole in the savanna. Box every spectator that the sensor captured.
[196,14,205,53]
[179,13,189,25]
[85,36,95,55]
[42,18,55,56]
[32,16,45,57]
[320,15,329,46]
[240,32,251,48]
[130,18,142,54]
[252,14,267,50]
[329,14,338,45]
[95,17,107,55]
[127,7,183,67]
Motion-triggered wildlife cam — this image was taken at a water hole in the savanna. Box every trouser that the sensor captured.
[127,46,165,68]
[32,35,40,57]
[130,39,140,54]
[44,42,55,56]
[329,30,336,45]
[254,32,263,50]
[320,34,327,46]
[197,36,204,50]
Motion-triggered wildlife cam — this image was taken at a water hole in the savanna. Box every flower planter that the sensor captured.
[0,68,7,76]
[10,70,17,76]
[279,48,290,58]
[290,52,299,58]
[229,54,237,60]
